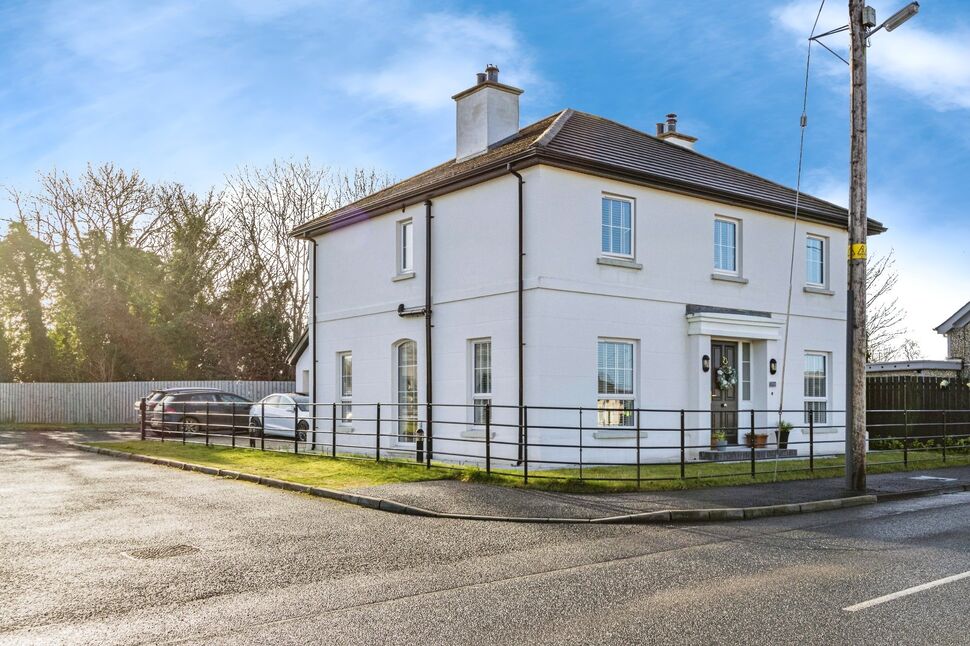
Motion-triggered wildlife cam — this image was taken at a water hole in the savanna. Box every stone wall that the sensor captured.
[947,325,970,377]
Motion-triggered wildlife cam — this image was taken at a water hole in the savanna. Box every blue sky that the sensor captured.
[2,0,968,356]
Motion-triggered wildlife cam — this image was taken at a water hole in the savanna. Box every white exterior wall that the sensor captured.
[307,164,849,465]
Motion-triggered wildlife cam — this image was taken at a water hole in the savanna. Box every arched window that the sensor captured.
[394,340,418,442]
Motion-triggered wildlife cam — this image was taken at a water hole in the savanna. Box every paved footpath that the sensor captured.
[2,429,970,645]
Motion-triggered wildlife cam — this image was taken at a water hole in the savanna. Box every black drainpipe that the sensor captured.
[508,164,524,465]
[311,239,318,439]
[424,200,434,461]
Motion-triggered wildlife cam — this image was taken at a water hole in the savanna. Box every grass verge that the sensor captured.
[86,440,970,494]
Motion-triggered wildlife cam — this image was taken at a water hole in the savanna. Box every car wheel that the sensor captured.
[182,417,201,437]
[296,421,308,443]
[249,417,262,448]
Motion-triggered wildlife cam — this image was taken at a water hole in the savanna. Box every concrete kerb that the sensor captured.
[70,442,964,524]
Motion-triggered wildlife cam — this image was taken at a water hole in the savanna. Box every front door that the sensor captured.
[711,341,739,445]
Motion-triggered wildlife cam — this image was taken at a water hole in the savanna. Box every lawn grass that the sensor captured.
[87,439,970,494]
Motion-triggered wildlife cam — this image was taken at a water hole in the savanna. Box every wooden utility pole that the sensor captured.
[846,0,868,491]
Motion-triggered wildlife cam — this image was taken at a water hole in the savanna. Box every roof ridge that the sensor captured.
[563,110,857,217]
[531,109,573,148]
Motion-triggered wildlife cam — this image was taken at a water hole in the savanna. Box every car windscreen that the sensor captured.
[292,396,310,412]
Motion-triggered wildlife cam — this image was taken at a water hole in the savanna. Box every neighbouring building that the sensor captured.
[935,301,970,378]
[289,65,885,466]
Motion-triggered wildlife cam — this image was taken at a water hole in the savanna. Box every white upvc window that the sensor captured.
[804,353,828,424]
[806,235,826,287]
[741,342,752,402]
[714,217,739,274]
[470,339,492,426]
[395,340,418,442]
[337,352,352,424]
[398,219,414,274]
[597,339,635,428]
[601,196,634,258]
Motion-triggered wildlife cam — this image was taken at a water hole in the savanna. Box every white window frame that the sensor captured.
[596,338,637,428]
[713,216,741,275]
[600,195,635,260]
[803,352,829,424]
[805,234,827,288]
[394,339,419,444]
[397,219,414,276]
[740,342,752,402]
[469,338,492,427]
[337,351,352,425]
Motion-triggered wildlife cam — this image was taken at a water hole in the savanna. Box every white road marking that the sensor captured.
[844,570,970,612]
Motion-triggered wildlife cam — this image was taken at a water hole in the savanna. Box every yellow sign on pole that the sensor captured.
[849,243,867,260]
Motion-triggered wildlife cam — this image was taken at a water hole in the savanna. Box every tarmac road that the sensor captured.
[2,430,968,645]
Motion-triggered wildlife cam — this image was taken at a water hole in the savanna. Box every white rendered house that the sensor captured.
[291,66,884,467]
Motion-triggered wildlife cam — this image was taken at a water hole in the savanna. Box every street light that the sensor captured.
[810,2,919,492]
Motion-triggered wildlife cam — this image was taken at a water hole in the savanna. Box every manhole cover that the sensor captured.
[124,544,200,560]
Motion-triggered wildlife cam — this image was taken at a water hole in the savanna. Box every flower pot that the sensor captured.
[777,430,790,450]
[714,439,728,451]
[745,433,769,448]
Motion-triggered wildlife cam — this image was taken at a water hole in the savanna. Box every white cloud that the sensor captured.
[341,11,539,111]
[773,1,970,110]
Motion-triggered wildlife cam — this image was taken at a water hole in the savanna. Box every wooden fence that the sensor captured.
[867,376,970,441]
[0,381,295,425]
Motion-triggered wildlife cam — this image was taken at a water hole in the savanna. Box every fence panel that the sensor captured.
[0,381,294,425]
[867,375,970,441]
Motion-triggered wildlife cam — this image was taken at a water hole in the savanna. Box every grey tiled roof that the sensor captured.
[293,109,882,237]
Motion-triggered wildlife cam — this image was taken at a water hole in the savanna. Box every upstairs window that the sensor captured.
[597,340,635,427]
[601,197,633,258]
[714,218,738,273]
[399,219,413,274]
[806,236,825,286]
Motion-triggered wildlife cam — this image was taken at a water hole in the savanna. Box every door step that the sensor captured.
[698,448,798,462]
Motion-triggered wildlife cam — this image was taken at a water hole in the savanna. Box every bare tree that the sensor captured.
[866,250,914,362]
[222,159,391,340]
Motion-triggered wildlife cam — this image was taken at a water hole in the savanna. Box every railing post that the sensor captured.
[139,398,146,441]
[180,403,185,445]
[680,409,685,480]
[578,407,584,482]
[331,402,337,457]
[293,401,299,454]
[260,402,265,451]
[205,402,210,447]
[635,408,641,490]
[523,406,529,485]
[425,403,433,469]
[942,408,948,463]
[231,402,236,449]
[903,406,909,467]
[375,402,381,462]
[484,403,492,475]
[809,414,815,473]
[750,409,756,479]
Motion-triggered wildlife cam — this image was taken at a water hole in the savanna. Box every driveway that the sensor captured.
[2,429,969,645]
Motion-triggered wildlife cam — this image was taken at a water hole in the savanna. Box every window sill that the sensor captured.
[460,428,497,439]
[392,271,415,282]
[592,429,647,440]
[803,285,834,296]
[597,257,642,270]
[803,427,838,435]
[711,273,748,285]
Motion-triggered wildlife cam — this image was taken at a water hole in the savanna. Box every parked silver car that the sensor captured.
[248,393,312,442]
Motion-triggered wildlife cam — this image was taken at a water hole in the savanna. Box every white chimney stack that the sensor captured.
[452,65,523,161]
[655,113,697,150]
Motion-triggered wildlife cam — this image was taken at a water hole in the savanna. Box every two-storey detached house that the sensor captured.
[291,66,885,466]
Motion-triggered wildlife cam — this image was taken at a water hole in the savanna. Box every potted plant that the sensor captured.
[777,421,793,450]
[711,430,728,451]
[744,432,769,448]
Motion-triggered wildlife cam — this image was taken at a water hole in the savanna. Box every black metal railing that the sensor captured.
[137,399,970,487]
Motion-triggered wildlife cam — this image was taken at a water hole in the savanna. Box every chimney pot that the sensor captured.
[476,72,487,84]
[656,123,665,136]
[485,64,499,82]
[666,113,677,132]
[657,113,696,150]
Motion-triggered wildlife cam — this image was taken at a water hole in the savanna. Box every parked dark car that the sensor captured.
[134,387,221,414]
[149,390,252,435]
